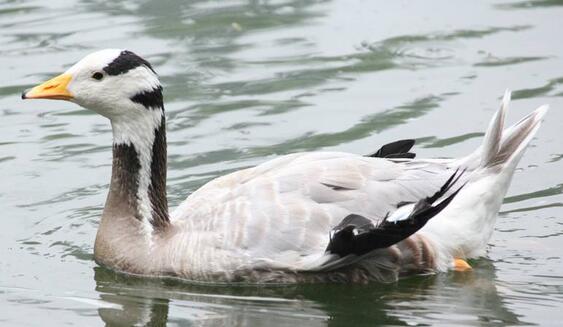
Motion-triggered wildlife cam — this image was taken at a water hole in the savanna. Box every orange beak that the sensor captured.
[22,73,73,100]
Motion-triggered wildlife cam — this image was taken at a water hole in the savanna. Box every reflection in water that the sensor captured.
[98,292,170,327]
[247,95,443,154]
[94,259,521,326]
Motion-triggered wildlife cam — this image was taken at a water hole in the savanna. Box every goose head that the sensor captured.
[22,49,163,121]
[22,49,165,147]
[23,50,169,232]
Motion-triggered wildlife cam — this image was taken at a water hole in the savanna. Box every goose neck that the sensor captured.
[106,110,169,232]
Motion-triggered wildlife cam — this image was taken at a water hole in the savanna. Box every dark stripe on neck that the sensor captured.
[130,86,163,110]
[148,115,169,229]
[103,50,156,76]
[112,143,142,220]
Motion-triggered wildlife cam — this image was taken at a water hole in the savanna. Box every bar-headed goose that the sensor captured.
[22,49,547,284]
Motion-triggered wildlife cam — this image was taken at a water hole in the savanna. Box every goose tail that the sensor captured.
[421,90,548,270]
[481,90,548,168]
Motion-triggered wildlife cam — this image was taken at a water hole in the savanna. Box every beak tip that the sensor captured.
[21,74,73,101]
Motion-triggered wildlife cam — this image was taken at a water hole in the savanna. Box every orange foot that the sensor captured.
[454,258,472,272]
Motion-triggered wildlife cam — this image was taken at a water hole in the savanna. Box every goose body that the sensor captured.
[22,49,548,284]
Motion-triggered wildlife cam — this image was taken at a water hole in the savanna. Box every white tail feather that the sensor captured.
[481,89,510,167]
[495,104,548,167]
[421,90,548,271]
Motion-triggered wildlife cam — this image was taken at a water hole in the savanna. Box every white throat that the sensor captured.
[111,109,163,146]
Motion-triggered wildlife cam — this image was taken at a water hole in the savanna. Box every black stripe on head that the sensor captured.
[103,50,156,76]
[130,86,163,110]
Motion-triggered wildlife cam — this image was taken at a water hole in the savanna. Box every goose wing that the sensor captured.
[172,151,461,272]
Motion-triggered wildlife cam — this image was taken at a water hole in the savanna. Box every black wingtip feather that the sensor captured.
[325,170,466,258]
[427,168,465,203]
[367,139,416,158]
[384,152,416,159]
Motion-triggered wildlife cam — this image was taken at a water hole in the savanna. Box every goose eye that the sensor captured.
[92,72,104,80]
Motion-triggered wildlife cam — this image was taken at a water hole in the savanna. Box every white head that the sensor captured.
[23,50,170,233]
[22,49,163,120]
[23,49,165,146]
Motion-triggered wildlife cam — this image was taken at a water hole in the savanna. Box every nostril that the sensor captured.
[44,84,59,90]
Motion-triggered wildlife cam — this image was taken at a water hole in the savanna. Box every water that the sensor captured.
[1,0,562,325]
